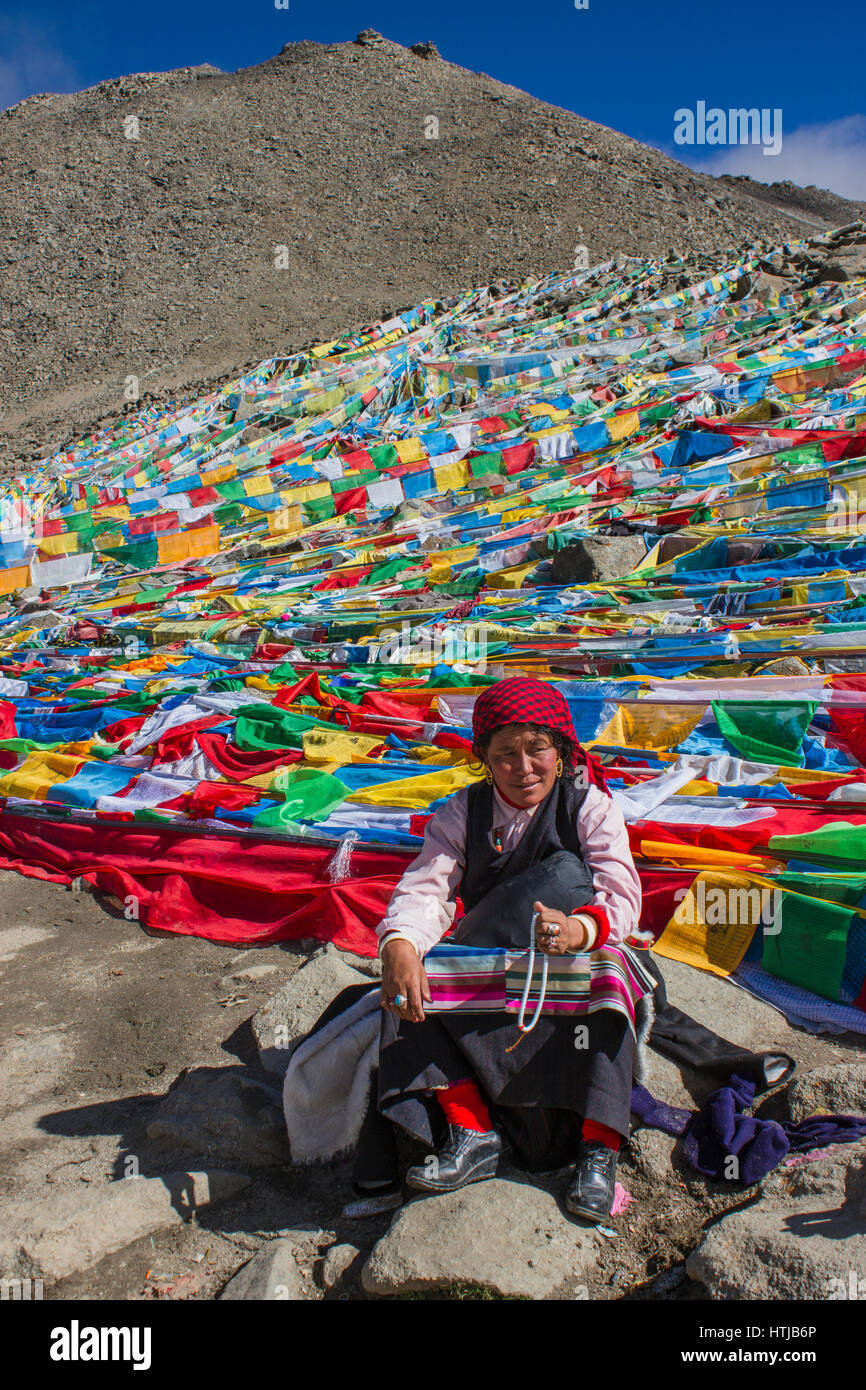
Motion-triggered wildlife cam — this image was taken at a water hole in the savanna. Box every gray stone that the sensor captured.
[219,1238,309,1300]
[145,1065,286,1167]
[752,656,813,678]
[0,924,56,962]
[321,1242,360,1290]
[787,1063,866,1124]
[625,1128,678,1185]
[252,944,369,1076]
[221,962,281,984]
[687,1142,866,1300]
[0,1170,250,1282]
[361,1179,599,1299]
[550,535,648,585]
[410,41,440,59]
[761,1136,866,1208]
[340,951,382,979]
[648,1264,687,1296]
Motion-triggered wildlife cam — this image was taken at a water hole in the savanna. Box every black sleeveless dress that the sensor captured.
[375,777,635,1170]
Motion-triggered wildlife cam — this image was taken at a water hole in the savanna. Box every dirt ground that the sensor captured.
[0,865,859,1301]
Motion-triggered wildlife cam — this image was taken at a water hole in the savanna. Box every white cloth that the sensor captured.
[366,477,404,509]
[151,750,227,782]
[612,761,698,821]
[639,803,777,827]
[95,771,199,811]
[282,987,380,1161]
[29,552,94,589]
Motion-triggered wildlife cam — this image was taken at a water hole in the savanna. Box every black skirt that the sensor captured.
[378,1005,634,1169]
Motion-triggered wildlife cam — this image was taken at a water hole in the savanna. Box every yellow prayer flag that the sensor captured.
[606,410,641,443]
[652,870,776,977]
[434,460,469,491]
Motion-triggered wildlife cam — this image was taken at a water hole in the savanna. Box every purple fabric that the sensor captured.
[631,1076,866,1185]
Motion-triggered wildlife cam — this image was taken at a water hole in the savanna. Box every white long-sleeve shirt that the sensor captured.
[376,783,641,957]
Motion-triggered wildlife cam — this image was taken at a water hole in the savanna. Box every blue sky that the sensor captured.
[2,0,864,196]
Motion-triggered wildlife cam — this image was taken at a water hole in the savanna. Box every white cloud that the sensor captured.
[0,16,80,113]
[678,114,866,201]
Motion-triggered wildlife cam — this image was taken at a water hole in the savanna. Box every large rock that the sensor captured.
[252,944,370,1076]
[762,1138,866,1207]
[687,1141,866,1300]
[361,1179,599,1299]
[549,535,648,585]
[321,1242,360,1290]
[624,1129,678,1185]
[145,1065,286,1167]
[787,1063,866,1124]
[0,1170,250,1282]
[220,1236,316,1301]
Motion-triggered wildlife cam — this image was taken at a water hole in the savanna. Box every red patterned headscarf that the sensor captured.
[471,677,610,795]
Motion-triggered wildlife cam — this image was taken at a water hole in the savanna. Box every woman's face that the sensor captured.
[482,724,559,808]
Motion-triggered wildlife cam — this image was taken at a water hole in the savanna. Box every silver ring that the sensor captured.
[394,994,407,1009]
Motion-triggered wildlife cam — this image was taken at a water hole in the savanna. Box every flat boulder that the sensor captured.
[145,1065,286,1167]
[219,1235,317,1300]
[787,1063,866,1124]
[0,1170,249,1282]
[252,944,370,1077]
[687,1141,866,1300]
[361,1178,599,1300]
[549,535,647,585]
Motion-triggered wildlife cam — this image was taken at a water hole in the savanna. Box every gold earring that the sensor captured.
[555,758,564,779]
[484,766,494,785]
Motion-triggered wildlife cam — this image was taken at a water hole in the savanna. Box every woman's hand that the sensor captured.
[533,901,590,955]
[381,938,431,1023]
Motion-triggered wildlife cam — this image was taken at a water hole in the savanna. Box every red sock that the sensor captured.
[437,1080,492,1134]
[582,1118,622,1152]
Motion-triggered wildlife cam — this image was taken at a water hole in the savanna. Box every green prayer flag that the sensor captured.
[761,888,852,1002]
[712,701,816,767]
[233,704,322,752]
[254,768,348,824]
[769,821,866,867]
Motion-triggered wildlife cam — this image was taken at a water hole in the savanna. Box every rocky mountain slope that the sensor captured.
[2,28,864,465]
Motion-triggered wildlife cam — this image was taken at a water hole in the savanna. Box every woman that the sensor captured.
[350,676,650,1223]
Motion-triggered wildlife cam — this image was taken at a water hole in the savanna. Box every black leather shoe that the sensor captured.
[564,1140,618,1222]
[405,1124,501,1193]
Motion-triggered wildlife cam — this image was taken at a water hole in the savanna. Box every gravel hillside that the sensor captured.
[2,28,864,465]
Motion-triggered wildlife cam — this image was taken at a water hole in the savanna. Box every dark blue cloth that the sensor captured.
[631,1074,866,1185]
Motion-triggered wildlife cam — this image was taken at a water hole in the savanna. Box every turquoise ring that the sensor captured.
[394,994,407,1009]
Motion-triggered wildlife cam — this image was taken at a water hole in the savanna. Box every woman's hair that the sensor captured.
[471,720,579,772]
